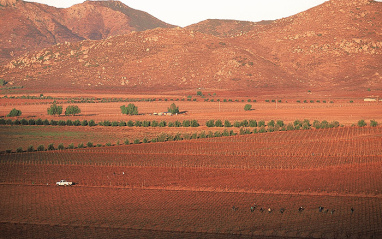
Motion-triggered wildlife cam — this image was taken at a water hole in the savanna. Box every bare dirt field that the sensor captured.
[1,94,381,152]
[1,126,381,238]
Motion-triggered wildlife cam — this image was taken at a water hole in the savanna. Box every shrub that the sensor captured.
[16,147,23,153]
[259,126,266,133]
[286,123,295,131]
[78,143,84,148]
[206,120,215,127]
[168,122,174,127]
[0,118,6,125]
[151,121,159,127]
[73,120,81,126]
[27,145,34,152]
[370,120,378,127]
[6,119,13,125]
[88,120,96,127]
[119,121,126,127]
[191,120,199,127]
[21,119,28,125]
[65,105,81,116]
[302,123,310,130]
[87,142,93,148]
[276,120,284,127]
[248,120,257,127]
[198,131,206,138]
[142,121,150,127]
[6,149,12,153]
[7,108,22,117]
[58,120,66,126]
[96,144,102,147]
[224,120,232,127]
[66,119,73,126]
[313,120,321,129]
[37,145,45,151]
[258,120,265,127]
[241,120,249,127]
[267,127,274,132]
[124,139,130,145]
[233,121,241,127]
[244,104,252,111]
[134,139,140,144]
[127,120,134,127]
[43,119,50,125]
[267,120,275,127]
[58,144,64,150]
[143,138,148,143]
[321,120,329,129]
[174,121,182,127]
[214,131,222,137]
[358,119,366,127]
[14,119,20,125]
[135,121,142,127]
[50,120,58,126]
[182,120,191,127]
[68,143,74,149]
[214,119,223,127]
[47,143,55,151]
[47,101,62,116]
[159,121,167,127]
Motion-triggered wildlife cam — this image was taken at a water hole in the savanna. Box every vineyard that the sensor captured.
[0,126,382,238]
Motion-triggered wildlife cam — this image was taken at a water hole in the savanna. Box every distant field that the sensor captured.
[1,126,381,238]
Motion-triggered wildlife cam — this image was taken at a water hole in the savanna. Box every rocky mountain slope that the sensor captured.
[0,0,174,63]
[1,0,381,94]
[233,0,382,91]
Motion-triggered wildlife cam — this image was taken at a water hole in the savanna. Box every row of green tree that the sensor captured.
[0,118,378,129]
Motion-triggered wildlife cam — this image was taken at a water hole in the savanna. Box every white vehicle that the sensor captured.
[56,180,73,186]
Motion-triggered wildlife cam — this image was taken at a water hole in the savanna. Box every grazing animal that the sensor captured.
[280,208,285,214]
[331,209,335,214]
[268,208,272,213]
[298,207,304,212]
[260,207,264,213]
[319,206,324,212]
[351,207,354,214]
[250,206,255,212]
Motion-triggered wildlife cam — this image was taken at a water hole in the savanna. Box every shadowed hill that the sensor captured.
[0,0,175,63]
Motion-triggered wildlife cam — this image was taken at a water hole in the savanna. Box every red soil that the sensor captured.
[0,126,381,238]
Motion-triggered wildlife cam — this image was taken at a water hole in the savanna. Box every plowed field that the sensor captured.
[1,127,381,238]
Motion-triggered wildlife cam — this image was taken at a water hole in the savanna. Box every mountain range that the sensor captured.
[1,0,381,95]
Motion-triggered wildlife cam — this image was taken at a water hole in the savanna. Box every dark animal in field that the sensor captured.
[319,206,324,212]
[280,208,285,214]
[331,209,335,214]
[298,207,304,212]
[351,207,354,214]
[250,206,255,212]
[260,207,264,213]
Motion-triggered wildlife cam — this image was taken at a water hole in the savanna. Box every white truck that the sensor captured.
[56,180,73,186]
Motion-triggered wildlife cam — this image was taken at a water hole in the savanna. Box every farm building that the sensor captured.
[364,96,380,102]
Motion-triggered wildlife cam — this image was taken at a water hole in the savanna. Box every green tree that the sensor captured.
[120,103,138,115]
[370,120,378,127]
[7,108,22,117]
[206,120,215,127]
[168,103,180,114]
[47,101,63,116]
[65,105,81,116]
[244,104,252,111]
[215,120,223,127]
[358,119,366,127]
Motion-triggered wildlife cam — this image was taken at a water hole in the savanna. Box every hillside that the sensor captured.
[233,0,382,91]
[0,0,174,63]
[185,19,273,38]
[0,0,381,95]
